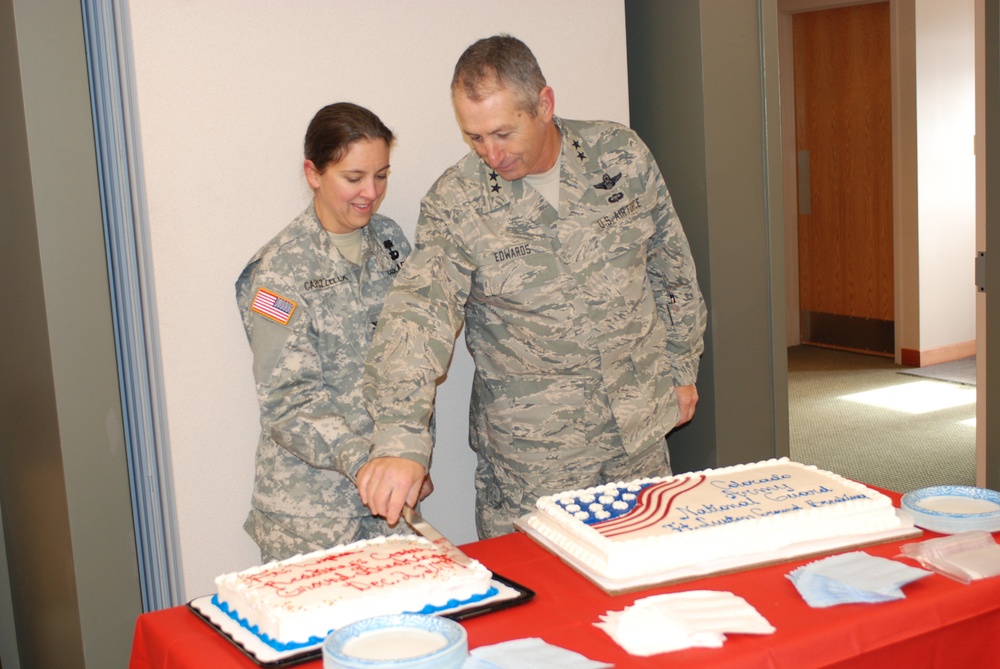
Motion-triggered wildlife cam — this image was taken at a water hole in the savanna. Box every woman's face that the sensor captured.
[305,138,390,234]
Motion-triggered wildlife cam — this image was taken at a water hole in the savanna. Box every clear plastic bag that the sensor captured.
[898,531,1000,584]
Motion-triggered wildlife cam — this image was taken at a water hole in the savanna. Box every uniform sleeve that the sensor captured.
[641,144,708,387]
[239,269,371,479]
[362,195,474,466]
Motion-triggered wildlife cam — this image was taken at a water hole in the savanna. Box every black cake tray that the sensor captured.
[188,572,535,667]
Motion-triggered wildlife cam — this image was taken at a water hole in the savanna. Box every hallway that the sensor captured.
[788,345,975,493]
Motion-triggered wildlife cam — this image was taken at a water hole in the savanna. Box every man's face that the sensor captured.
[453,84,557,181]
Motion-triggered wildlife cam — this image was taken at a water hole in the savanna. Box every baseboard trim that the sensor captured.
[800,341,894,359]
[800,311,893,355]
[900,340,976,367]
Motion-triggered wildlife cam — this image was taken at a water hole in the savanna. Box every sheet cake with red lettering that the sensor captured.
[211,535,495,652]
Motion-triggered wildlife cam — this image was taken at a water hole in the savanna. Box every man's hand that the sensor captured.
[674,384,699,427]
[356,457,427,526]
[418,473,434,502]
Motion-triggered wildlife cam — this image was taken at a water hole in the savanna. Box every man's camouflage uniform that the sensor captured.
[364,118,706,538]
[236,204,409,560]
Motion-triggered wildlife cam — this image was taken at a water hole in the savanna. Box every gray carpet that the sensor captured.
[898,356,976,386]
[788,346,976,494]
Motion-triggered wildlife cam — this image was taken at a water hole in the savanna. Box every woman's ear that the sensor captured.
[303,159,321,190]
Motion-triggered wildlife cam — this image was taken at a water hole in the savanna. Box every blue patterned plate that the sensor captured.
[323,614,467,669]
[901,486,1000,534]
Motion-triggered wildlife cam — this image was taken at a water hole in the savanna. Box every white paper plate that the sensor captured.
[323,614,467,669]
[901,486,1000,534]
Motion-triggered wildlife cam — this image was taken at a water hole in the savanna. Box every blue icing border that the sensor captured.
[557,482,653,525]
[212,586,499,653]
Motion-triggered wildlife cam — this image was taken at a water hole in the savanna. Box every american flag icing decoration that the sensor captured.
[551,475,708,538]
[592,475,707,537]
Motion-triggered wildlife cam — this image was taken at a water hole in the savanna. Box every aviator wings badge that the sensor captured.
[593,172,623,190]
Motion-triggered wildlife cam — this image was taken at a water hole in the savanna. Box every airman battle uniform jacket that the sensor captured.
[364,117,706,534]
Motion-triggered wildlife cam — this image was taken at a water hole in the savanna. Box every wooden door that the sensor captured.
[793,2,893,355]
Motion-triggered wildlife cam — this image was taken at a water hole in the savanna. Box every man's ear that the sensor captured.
[537,86,555,122]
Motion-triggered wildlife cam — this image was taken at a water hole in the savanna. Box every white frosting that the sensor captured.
[526,458,905,581]
[214,535,493,646]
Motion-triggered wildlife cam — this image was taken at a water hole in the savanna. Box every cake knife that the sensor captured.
[401,505,477,568]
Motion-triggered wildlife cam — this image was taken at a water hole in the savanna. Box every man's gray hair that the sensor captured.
[451,34,547,115]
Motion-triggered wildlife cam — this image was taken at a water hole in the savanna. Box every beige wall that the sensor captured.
[126,0,630,599]
[915,0,976,353]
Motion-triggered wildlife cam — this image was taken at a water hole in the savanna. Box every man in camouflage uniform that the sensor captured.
[359,35,706,538]
[236,203,411,561]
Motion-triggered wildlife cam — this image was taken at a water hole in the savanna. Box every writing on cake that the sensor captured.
[245,547,467,596]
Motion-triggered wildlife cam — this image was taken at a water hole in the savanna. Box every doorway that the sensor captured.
[792,2,894,356]
[777,0,982,486]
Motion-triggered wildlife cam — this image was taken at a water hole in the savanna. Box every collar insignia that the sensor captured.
[382,239,400,261]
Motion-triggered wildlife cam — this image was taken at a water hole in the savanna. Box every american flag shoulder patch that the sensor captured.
[251,287,297,325]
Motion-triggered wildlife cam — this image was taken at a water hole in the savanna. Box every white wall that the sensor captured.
[916,0,976,349]
[126,0,628,599]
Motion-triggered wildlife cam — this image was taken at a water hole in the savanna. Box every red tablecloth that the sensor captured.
[129,495,1000,668]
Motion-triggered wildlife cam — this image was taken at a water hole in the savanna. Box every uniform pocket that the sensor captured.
[599,213,657,309]
[251,315,294,383]
[599,211,656,257]
[475,248,563,296]
[471,250,574,337]
[481,374,587,463]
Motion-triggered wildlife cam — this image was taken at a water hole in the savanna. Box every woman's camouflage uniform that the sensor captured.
[236,204,409,560]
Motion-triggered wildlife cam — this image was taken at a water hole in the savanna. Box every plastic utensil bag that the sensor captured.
[898,531,1000,584]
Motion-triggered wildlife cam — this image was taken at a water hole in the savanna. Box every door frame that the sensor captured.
[779,0,992,488]
[977,0,998,490]
[776,0,916,363]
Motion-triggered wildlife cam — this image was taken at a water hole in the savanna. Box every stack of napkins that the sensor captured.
[462,638,612,668]
[595,590,775,656]
[787,551,931,607]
